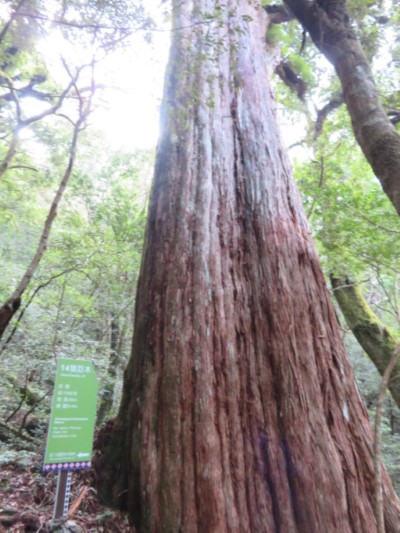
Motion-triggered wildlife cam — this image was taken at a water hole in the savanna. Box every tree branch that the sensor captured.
[0,63,96,340]
[0,62,82,181]
[0,265,93,354]
[314,94,344,139]
[283,0,400,216]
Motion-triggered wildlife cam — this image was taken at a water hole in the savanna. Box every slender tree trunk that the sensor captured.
[0,59,92,338]
[0,116,82,340]
[374,345,400,533]
[331,275,400,409]
[283,0,400,216]
[0,132,19,180]
[98,3,400,531]
[97,315,123,422]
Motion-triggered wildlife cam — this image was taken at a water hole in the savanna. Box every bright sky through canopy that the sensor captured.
[93,29,170,150]
[38,1,170,151]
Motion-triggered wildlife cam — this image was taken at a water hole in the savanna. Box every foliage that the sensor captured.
[0,143,151,425]
[0,0,152,444]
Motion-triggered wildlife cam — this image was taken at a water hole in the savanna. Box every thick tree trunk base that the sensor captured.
[97,2,400,531]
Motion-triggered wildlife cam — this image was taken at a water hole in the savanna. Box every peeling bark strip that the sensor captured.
[98,2,400,531]
[331,275,400,410]
[283,0,400,216]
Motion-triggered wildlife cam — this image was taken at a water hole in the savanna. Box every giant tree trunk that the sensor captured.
[98,2,400,531]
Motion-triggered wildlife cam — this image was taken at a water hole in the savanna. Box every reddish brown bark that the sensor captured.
[98,2,400,531]
[283,0,400,216]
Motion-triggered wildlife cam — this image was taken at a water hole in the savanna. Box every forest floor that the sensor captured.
[0,454,133,532]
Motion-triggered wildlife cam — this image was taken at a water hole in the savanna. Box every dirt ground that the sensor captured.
[0,456,133,532]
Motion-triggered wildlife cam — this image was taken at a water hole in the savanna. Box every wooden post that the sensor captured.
[53,470,72,519]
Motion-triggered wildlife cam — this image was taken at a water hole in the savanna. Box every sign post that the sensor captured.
[44,358,98,520]
[53,470,72,519]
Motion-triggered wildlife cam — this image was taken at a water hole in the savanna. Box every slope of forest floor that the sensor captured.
[0,453,133,532]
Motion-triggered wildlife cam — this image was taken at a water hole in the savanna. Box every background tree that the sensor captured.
[283,0,400,215]
[0,0,153,439]
[330,275,400,408]
[0,143,149,446]
[0,0,154,338]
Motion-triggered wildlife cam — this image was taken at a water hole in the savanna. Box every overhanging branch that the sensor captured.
[283,0,400,216]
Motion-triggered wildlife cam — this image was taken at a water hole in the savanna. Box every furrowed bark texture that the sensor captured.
[99,2,400,531]
[283,0,400,216]
[331,275,400,409]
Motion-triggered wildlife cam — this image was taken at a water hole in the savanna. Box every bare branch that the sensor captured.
[21,68,79,127]
[314,95,344,140]
[16,11,134,31]
[0,62,83,181]
[0,65,96,340]
[8,164,38,172]
[0,85,53,103]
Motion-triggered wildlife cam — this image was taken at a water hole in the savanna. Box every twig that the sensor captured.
[0,420,34,443]
[7,165,38,172]
[314,95,344,140]
[0,266,83,354]
[68,485,90,518]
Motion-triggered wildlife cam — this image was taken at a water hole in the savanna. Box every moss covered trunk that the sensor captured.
[97,2,400,531]
[331,275,400,409]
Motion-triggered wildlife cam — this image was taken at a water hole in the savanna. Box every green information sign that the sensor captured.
[44,358,98,472]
